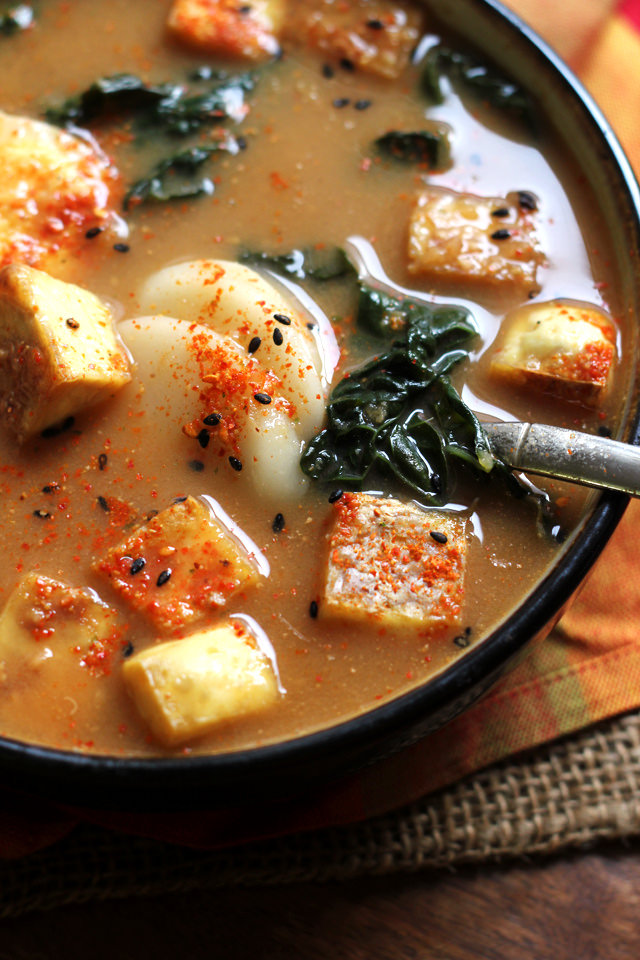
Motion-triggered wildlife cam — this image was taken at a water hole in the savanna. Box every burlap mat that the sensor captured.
[2,710,640,919]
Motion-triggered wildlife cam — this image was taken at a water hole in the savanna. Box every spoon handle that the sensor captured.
[484,422,640,497]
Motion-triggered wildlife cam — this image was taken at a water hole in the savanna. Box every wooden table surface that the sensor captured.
[3,840,640,958]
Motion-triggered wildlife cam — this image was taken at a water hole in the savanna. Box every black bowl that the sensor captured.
[2,0,640,811]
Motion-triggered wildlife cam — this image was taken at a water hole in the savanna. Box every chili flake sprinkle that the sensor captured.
[156,569,172,587]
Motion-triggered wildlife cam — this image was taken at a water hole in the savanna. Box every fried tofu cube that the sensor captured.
[122,619,279,746]
[95,495,261,633]
[321,493,467,631]
[0,264,131,442]
[0,573,126,679]
[0,110,121,276]
[283,0,424,79]
[167,0,283,59]
[489,300,617,405]
[408,186,544,295]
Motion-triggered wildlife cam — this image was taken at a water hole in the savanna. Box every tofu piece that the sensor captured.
[407,186,544,295]
[489,300,617,405]
[167,0,283,59]
[94,495,261,633]
[0,110,121,275]
[0,573,127,679]
[321,493,467,631]
[283,0,424,79]
[123,619,279,746]
[0,264,132,441]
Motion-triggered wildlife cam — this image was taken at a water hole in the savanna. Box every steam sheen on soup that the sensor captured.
[0,0,625,756]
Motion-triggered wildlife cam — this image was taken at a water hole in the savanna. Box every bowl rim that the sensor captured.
[1,0,639,810]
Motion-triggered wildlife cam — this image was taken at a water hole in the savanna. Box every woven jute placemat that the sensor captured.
[2,709,640,919]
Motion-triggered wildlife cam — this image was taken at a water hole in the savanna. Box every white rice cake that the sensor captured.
[0,264,131,442]
[408,186,544,295]
[321,492,468,631]
[490,299,616,405]
[123,619,279,746]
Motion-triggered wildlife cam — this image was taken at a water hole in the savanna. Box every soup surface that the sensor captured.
[0,0,627,756]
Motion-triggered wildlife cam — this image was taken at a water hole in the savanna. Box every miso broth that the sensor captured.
[0,0,626,756]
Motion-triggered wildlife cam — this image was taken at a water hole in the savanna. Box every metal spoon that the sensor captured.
[342,235,640,498]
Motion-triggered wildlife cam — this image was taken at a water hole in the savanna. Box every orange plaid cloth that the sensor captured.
[3,0,640,856]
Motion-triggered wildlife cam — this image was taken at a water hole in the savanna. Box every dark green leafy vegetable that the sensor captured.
[0,3,33,36]
[301,288,489,502]
[45,68,255,211]
[374,129,450,169]
[124,138,245,209]
[301,283,555,530]
[46,70,255,134]
[420,44,536,130]
[240,246,354,281]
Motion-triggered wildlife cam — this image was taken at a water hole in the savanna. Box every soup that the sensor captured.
[0,0,626,756]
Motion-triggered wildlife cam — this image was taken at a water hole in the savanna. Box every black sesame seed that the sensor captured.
[97,495,110,512]
[41,416,75,438]
[33,509,51,519]
[354,99,372,111]
[236,135,247,151]
[490,229,511,240]
[237,4,251,13]
[517,190,538,211]
[42,483,59,494]
[366,18,384,29]
[254,392,272,404]
[122,640,135,658]
[273,312,292,325]
[322,63,334,78]
[189,459,205,472]
[272,512,285,533]
[309,600,319,618]
[203,412,221,426]
[248,335,261,354]
[491,207,510,218]
[145,509,159,521]
[430,530,448,544]
[333,97,350,108]
[98,453,108,470]
[229,456,243,471]
[197,428,210,448]
[130,557,146,575]
[173,496,188,503]
[113,242,130,253]
[340,57,355,71]
[453,634,471,648]
[156,569,172,587]
[553,525,567,544]
[598,425,612,438]
[65,317,80,329]
[85,226,103,239]
[307,322,316,330]
[328,489,343,503]
[273,327,284,346]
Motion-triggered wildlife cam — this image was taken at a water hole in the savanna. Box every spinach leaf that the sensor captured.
[240,246,354,281]
[374,129,450,169]
[301,288,488,503]
[421,44,536,130]
[124,146,215,209]
[0,3,33,36]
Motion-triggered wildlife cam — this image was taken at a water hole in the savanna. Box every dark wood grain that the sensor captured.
[3,842,640,959]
